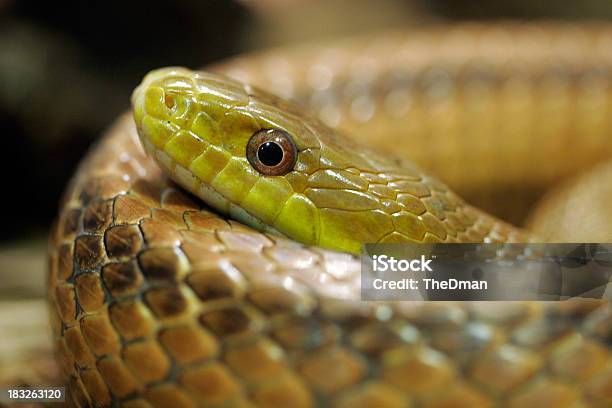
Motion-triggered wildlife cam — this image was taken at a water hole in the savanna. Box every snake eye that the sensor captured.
[247,129,297,176]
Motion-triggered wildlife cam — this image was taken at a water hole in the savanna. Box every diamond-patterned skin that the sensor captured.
[49,23,612,407]
[49,114,612,407]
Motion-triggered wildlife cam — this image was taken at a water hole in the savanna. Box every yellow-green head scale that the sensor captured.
[132,67,477,254]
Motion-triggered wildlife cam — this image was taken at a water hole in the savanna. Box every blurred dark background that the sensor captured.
[1,0,612,243]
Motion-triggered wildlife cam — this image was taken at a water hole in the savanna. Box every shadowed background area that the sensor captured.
[1,0,612,387]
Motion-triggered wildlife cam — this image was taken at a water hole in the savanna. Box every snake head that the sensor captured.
[132,67,331,244]
[132,67,445,253]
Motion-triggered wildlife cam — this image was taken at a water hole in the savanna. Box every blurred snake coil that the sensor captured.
[49,23,612,407]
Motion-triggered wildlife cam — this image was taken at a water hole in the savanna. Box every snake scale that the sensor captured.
[49,23,612,407]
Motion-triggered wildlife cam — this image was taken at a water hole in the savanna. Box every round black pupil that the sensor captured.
[257,141,284,166]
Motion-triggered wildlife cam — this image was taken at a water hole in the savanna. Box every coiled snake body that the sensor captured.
[49,23,612,407]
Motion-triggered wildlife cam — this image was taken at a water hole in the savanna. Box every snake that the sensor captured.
[48,23,612,407]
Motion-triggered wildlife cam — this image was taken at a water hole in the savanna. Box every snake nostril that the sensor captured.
[164,95,175,109]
